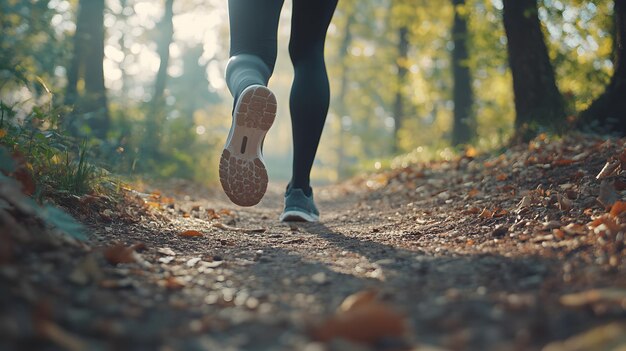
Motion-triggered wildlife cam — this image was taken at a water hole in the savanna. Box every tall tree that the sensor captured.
[451,0,475,145]
[502,0,565,141]
[334,8,355,178]
[392,25,409,153]
[579,0,626,135]
[65,0,109,138]
[143,0,174,156]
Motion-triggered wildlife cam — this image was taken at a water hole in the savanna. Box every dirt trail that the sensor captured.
[2,135,626,351]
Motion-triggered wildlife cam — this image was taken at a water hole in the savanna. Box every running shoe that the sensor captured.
[279,186,320,222]
[219,85,276,206]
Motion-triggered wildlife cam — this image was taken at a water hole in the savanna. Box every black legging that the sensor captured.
[226,0,338,194]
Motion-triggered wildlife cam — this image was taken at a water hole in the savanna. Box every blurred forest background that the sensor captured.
[1,0,624,187]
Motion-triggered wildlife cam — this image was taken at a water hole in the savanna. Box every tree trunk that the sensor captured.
[578,0,626,135]
[392,26,409,153]
[451,0,475,146]
[335,10,354,179]
[144,0,174,156]
[502,0,566,141]
[152,0,174,107]
[65,0,109,138]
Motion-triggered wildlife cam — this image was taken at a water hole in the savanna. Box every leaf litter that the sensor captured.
[1,134,625,350]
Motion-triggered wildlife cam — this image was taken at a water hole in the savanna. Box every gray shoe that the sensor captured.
[279,187,320,222]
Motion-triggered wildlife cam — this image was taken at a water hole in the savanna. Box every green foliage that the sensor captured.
[0,97,104,197]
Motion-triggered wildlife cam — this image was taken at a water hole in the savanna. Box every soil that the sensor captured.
[1,134,626,351]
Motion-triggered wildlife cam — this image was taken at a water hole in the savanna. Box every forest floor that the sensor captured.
[2,134,626,351]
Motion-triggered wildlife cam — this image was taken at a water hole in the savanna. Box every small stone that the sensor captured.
[311,272,328,285]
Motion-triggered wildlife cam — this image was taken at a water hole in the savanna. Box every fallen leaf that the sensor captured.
[312,291,409,344]
[588,215,622,235]
[479,208,493,219]
[145,201,160,209]
[552,159,575,166]
[219,209,235,216]
[496,173,508,181]
[553,228,565,240]
[103,243,140,265]
[462,206,481,215]
[467,188,480,198]
[0,129,6,138]
[179,230,203,237]
[207,209,221,220]
[162,276,185,290]
[609,201,626,217]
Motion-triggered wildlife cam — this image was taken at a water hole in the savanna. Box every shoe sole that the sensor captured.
[220,85,276,207]
[279,210,319,222]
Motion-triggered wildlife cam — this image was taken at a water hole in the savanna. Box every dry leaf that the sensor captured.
[479,208,493,219]
[312,291,409,344]
[588,215,622,235]
[103,243,139,265]
[179,230,203,237]
[467,188,480,198]
[207,209,221,220]
[219,208,235,216]
[609,201,626,217]
[162,276,185,290]
[552,159,575,166]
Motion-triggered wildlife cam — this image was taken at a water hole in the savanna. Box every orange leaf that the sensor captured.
[103,243,137,265]
[479,208,493,219]
[552,159,575,166]
[219,209,235,216]
[609,201,626,217]
[312,291,408,344]
[0,129,7,138]
[179,230,202,237]
[207,209,221,220]
[496,173,508,181]
[162,276,185,290]
[467,188,480,198]
[145,201,161,209]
